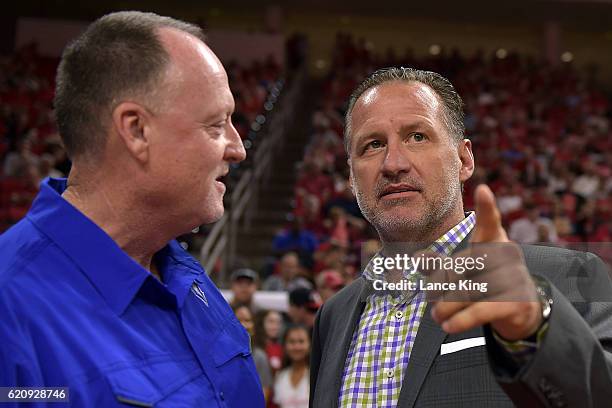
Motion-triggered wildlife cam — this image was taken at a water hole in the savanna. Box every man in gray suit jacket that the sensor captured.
[310,67,612,407]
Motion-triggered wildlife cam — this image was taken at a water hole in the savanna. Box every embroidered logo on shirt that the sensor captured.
[191,283,209,307]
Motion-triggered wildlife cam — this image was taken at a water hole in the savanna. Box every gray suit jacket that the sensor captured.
[310,242,612,407]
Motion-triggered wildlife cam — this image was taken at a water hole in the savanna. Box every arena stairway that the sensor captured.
[233,77,320,272]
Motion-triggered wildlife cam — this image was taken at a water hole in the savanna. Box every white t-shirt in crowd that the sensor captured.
[509,217,558,244]
[273,367,309,408]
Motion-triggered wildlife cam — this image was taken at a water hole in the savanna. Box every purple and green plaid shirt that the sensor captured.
[338,212,476,407]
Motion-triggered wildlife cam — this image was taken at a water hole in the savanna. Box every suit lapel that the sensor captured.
[397,303,447,407]
[328,278,370,408]
[397,230,474,407]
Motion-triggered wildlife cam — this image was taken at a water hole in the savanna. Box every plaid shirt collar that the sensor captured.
[362,212,476,283]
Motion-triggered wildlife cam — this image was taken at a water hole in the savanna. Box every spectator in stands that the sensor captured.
[0,12,263,406]
[38,153,63,179]
[3,136,37,178]
[496,183,523,216]
[287,287,321,332]
[314,269,345,302]
[272,216,318,257]
[313,240,348,275]
[572,161,601,199]
[552,200,574,239]
[298,193,327,240]
[537,223,554,243]
[230,267,261,313]
[295,162,334,208]
[273,325,311,408]
[254,309,284,373]
[263,251,312,292]
[233,305,273,404]
[509,202,558,243]
[323,178,363,219]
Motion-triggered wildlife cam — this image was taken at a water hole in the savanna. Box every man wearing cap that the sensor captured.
[230,268,262,313]
[288,287,322,333]
[316,270,346,303]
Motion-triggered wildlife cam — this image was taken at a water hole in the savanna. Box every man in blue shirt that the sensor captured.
[0,11,264,407]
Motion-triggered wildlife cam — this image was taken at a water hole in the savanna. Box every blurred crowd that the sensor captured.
[0,44,66,231]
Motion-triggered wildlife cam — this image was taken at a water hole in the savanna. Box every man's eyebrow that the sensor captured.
[354,130,385,146]
[355,120,434,141]
[202,104,234,124]
[398,120,435,133]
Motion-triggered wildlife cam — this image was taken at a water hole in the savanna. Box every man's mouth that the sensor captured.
[216,168,229,182]
[379,183,421,198]
[215,171,229,190]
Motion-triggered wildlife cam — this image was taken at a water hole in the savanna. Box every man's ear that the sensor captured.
[111,102,151,164]
[458,139,474,183]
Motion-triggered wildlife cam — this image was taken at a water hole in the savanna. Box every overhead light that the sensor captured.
[561,51,573,62]
[429,44,441,56]
[496,48,508,59]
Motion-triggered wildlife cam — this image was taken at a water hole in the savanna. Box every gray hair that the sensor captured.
[344,67,465,156]
[54,11,205,159]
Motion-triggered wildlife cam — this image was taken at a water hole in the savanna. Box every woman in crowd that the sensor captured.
[254,309,284,374]
[233,305,273,404]
[273,324,310,408]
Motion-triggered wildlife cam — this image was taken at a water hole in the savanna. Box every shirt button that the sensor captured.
[219,391,225,400]
[395,311,404,320]
[386,368,394,378]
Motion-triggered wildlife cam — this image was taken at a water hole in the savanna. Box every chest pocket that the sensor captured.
[208,319,263,407]
[105,358,207,407]
[211,319,252,367]
[432,342,488,374]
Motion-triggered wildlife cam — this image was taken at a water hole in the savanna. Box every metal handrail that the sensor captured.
[200,213,229,262]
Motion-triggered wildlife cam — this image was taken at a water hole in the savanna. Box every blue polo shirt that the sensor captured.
[0,178,264,407]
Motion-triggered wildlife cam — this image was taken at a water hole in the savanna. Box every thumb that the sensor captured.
[471,184,508,243]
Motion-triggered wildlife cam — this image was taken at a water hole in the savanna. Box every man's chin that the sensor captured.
[200,206,225,225]
[370,210,428,240]
[378,201,422,219]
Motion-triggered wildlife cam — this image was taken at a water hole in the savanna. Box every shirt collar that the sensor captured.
[362,211,476,281]
[26,178,203,315]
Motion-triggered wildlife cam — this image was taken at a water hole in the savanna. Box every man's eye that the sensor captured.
[364,140,384,151]
[411,133,426,142]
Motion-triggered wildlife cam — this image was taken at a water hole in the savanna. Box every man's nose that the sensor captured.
[381,138,412,176]
[225,122,246,163]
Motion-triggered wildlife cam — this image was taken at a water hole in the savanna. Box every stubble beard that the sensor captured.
[355,178,462,245]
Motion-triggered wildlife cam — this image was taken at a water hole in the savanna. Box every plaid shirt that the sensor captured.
[338,212,476,407]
